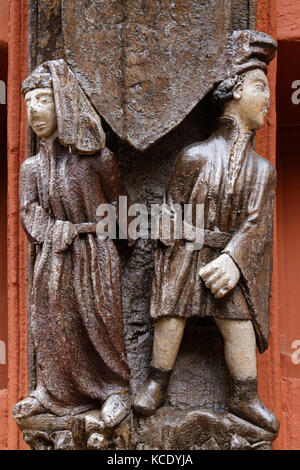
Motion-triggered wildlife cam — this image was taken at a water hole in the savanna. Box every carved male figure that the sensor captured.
[133,31,279,433]
[13,60,130,429]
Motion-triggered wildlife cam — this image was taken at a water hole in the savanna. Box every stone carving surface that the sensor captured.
[17,1,280,451]
[62,0,233,150]
[132,30,280,445]
[134,408,276,450]
[14,59,132,448]
[16,412,130,450]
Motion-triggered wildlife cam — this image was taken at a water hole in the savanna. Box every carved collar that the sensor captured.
[214,116,255,146]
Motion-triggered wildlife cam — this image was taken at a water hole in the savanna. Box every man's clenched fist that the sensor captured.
[199,253,240,298]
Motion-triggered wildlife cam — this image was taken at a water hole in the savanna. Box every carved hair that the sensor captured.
[200,73,246,119]
[22,59,106,155]
[212,74,245,107]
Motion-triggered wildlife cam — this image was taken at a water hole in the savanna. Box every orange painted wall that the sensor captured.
[0,389,8,449]
[0,1,8,46]
[276,37,300,449]
[0,37,8,391]
[0,0,8,451]
[6,0,28,450]
[278,0,300,41]
[256,0,300,450]
[256,0,284,451]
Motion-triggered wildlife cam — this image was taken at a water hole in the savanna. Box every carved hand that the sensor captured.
[53,220,78,253]
[199,253,240,299]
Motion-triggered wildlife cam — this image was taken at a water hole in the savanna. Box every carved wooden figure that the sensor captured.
[133,30,279,435]
[13,18,280,449]
[13,60,131,449]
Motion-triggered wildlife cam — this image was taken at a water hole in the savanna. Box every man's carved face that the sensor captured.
[25,87,57,138]
[232,69,270,131]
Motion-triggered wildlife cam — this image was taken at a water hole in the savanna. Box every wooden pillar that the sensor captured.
[2,0,290,449]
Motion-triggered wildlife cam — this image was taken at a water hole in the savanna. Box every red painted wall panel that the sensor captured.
[0,389,7,450]
[278,0,300,41]
[0,1,8,46]
[256,0,284,450]
[6,0,28,450]
[276,40,300,449]
[0,45,7,391]
[0,0,8,450]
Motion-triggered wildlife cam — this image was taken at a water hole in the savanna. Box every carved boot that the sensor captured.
[132,366,172,417]
[229,378,280,433]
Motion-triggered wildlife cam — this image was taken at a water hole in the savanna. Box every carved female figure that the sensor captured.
[133,31,279,433]
[13,60,130,429]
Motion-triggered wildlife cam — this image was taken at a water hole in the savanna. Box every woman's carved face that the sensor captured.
[25,87,57,138]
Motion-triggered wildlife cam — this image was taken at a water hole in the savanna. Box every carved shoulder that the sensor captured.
[19,155,39,186]
[254,152,277,189]
[166,142,208,204]
[20,155,38,173]
[172,142,209,180]
[178,141,210,168]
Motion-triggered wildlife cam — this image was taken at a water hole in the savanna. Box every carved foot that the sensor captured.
[12,397,45,420]
[229,378,280,433]
[100,393,130,429]
[132,366,171,417]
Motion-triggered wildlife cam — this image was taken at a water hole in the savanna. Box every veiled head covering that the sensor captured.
[22,59,106,154]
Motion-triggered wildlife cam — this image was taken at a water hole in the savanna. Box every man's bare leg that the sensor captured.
[152,317,187,370]
[214,319,257,378]
[133,317,186,416]
[215,318,279,432]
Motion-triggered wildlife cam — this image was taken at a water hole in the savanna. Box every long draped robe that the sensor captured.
[150,117,276,353]
[19,138,130,416]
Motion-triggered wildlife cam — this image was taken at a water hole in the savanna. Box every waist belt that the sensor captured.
[74,223,231,249]
[75,222,97,234]
[203,229,231,249]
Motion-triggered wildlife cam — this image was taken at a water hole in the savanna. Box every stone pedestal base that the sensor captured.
[15,322,279,450]
[15,410,131,450]
[16,406,278,450]
[133,407,277,450]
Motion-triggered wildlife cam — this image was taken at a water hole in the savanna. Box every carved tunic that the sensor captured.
[19,139,129,416]
[150,117,276,353]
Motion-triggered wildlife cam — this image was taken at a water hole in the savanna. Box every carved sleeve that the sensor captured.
[222,162,277,287]
[159,148,202,246]
[166,149,201,207]
[19,158,54,245]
